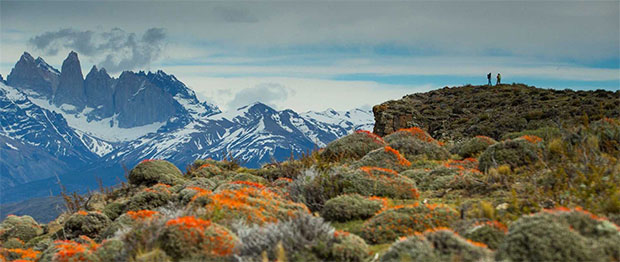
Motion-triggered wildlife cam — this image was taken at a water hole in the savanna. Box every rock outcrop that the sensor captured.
[6,52,60,97]
[53,51,86,110]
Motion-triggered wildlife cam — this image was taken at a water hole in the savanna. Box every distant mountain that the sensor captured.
[0,82,99,188]
[0,51,374,205]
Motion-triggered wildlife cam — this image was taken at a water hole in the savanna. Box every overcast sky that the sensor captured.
[1,1,618,112]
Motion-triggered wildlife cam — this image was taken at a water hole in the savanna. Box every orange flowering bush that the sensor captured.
[159,216,237,260]
[320,131,386,161]
[126,210,160,221]
[40,238,100,262]
[521,135,543,144]
[1,248,40,261]
[353,146,412,172]
[384,129,451,161]
[394,127,444,146]
[204,186,309,225]
[360,203,458,244]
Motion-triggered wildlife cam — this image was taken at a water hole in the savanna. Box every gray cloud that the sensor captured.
[29,27,166,73]
[227,83,292,110]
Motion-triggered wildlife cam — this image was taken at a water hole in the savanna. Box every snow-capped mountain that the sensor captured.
[0,51,374,204]
[301,108,374,134]
[0,82,99,188]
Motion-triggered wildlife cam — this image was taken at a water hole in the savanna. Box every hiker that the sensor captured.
[496,73,501,86]
[487,72,492,86]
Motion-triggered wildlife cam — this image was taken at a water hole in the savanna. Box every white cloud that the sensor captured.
[180,76,430,112]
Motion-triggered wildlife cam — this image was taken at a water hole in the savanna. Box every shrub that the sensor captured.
[453,136,497,158]
[591,117,620,155]
[128,160,185,187]
[233,214,368,262]
[159,216,237,260]
[379,234,438,262]
[1,246,40,261]
[187,162,223,178]
[353,146,412,172]
[384,129,449,160]
[0,215,43,243]
[320,130,386,161]
[478,138,539,171]
[463,221,507,250]
[501,126,562,142]
[38,237,100,262]
[93,239,125,262]
[180,177,217,191]
[360,203,459,244]
[402,163,485,193]
[62,211,111,239]
[204,186,310,225]
[496,207,620,262]
[290,166,418,212]
[126,184,173,211]
[178,186,212,206]
[320,194,386,222]
[254,160,305,181]
[423,228,493,262]
[102,202,126,221]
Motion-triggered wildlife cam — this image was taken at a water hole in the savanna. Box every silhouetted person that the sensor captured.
[496,73,501,86]
[487,73,492,86]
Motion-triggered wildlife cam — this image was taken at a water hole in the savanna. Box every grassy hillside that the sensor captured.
[373,83,619,140]
[1,85,619,262]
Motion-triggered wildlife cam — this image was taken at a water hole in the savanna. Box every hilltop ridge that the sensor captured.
[373,83,619,140]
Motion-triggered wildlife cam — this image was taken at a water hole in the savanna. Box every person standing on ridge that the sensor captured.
[487,72,492,86]
[496,73,501,86]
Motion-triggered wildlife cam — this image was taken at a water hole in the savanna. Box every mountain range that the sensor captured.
[0,51,373,204]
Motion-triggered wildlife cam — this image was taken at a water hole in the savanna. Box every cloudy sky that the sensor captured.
[1,1,618,112]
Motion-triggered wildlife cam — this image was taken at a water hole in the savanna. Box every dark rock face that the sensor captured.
[113,71,181,127]
[84,66,115,118]
[53,51,86,110]
[6,52,59,97]
[373,84,620,140]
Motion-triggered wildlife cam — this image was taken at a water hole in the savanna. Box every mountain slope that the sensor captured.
[0,82,98,188]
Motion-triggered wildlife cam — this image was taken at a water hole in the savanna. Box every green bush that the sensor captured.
[128,160,185,187]
[452,136,497,158]
[102,202,126,221]
[94,238,126,261]
[424,228,493,262]
[380,228,493,262]
[0,215,43,242]
[402,165,485,193]
[63,211,111,239]
[463,221,507,250]
[320,194,385,222]
[379,234,438,262]
[320,131,386,161]
[384,129,450,160]
[234,214,369,262]
[478,138,540,171]
[360,203,458,244]
[126,184,174,211]
[496,207,620,262]
[353,146,413,172]
[290,166,417,212]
